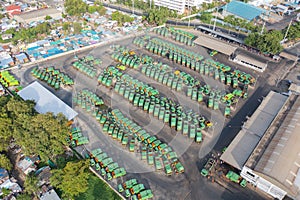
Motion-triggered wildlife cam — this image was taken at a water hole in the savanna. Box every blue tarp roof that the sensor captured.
[21,4,28,10]
[0,57,13,67]
[15,53,27,61]
[33,52,40,58]
[74,34,84,39]
[35,40,49,46]
[0,168,8,179]
[27,46,40,51]
[47,47,60,53]
[222,1,266,21]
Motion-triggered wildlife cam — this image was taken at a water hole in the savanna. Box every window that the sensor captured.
[247,171,255,178]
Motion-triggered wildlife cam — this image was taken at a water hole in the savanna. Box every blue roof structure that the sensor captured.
[27,46,40,51]
[15,53,28,63]
[222,1,266,21]
[0,168,9,180]
[0,57,13,69]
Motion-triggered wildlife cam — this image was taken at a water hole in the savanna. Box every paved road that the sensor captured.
[213,80,271,152]
[101,2,144,16]
[283,42,300,57]
[14,35,270,200]
[266,13,298,31]
[166,21,247,40]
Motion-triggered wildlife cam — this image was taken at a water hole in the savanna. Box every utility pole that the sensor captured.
[212,7,217,31]
[132,0,135,14]
[260,20,265,35]
[223,3,227,16]
[283,18,293,41]
[260,6,270,35]
[188,0,190,28]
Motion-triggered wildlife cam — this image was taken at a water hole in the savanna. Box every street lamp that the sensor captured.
[188,0,191,28]
[132,0,135,15]
[283,18,293,42]
[212,7,218,31]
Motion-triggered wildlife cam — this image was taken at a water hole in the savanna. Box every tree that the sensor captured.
[73,22,82,34]
[0,154,12,171]
[98,6,106,16]
[88,6,98,14]
[4,22,51,44]
[0,13,6,20]
[0,96,70,161]
[45,15,52,20]
[245,30,283,54]
[50,160,90,199]
[16,193,32,200]
[111,11,134,26]
[259,30,283,54]
[88,5,106,15]
[63,22,70,31]
[62,12,67,18]
[282,21,300,40]
[199,12,213,23]
[24,173,38,197]
[245,32,259,47]
[14,112,69,161]
[1,188,11,197]
[94,0,101,5]
[64,0,88,16]
[146,8,168,25]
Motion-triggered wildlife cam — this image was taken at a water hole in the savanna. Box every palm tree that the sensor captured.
[24,173,39,197]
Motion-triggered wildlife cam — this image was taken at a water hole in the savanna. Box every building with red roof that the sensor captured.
[6,5,21,18]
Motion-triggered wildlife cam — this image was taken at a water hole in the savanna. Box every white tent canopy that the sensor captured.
[18,81,78,121]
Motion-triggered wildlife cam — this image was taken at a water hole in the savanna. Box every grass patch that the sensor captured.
[75,174,121,200]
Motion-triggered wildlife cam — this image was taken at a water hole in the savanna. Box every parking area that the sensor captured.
[11,29,270,200]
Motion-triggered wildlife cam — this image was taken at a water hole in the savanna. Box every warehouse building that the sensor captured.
[13,8,62,24]
[221,90,300,200]
[231,53,268,72]
[194,35,237,56]
[221,1,266,21]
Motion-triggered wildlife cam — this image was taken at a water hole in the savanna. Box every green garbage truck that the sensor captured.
[201,158,216,177]
[226,171,247,188]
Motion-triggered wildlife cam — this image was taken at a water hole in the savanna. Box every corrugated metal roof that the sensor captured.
[194,35,237,56]
[222,1,266,21]
[234,53,267,69]
[14,8,60,20]
[15,53,27,61]
[254,97,300,195]
[40,189,61,200]
[220,91,288,170]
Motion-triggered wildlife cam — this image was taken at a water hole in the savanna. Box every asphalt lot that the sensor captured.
[283,42,300,57]
[12,34,272,200]
[266,12,298,31]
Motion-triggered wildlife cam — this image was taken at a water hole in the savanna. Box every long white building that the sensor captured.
[148,0,213,14]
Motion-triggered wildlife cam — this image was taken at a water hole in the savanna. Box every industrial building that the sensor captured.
[221,90,300,200]
[221,1,266,21]
[231,53,268,72]
[193,28,268,72]
[194,35,237,56]
[146,0,213,14]
[13,8,62,24]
